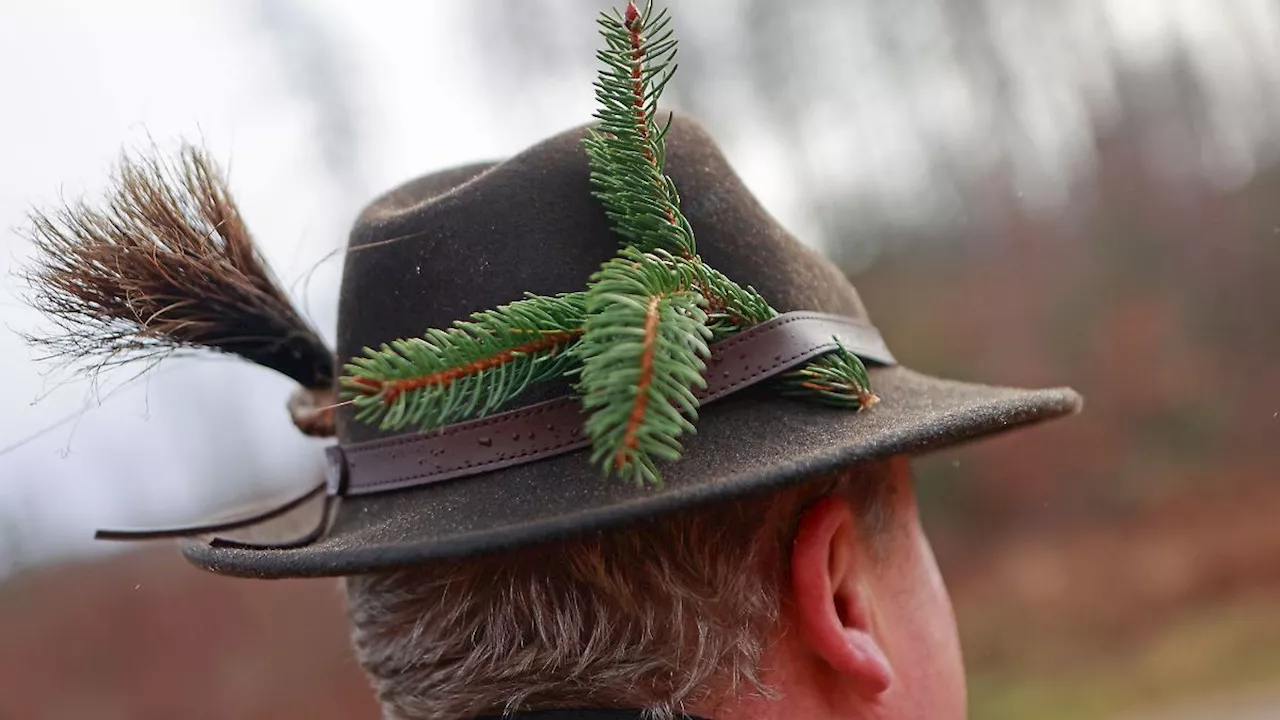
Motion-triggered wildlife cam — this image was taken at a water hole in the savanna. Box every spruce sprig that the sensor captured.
[343,293,585,430]
[576,249,712,485]
[687,262,774,337]
[777,342,879,410]
[584,1,694,258]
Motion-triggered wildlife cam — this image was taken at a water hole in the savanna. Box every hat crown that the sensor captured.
[337,115,869,443]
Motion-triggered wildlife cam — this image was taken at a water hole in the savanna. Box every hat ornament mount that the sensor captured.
[340,1,880,486]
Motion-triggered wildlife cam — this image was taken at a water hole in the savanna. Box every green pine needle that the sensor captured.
[575,248,712,486]
[776,340,879,410]
[585,0,695,258]
[341,293,586,431]
[686,262,776,337]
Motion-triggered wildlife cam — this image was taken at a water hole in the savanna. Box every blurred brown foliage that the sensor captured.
[863,125,1280,565]
[857,125,1280,713]
[0,549,377,720]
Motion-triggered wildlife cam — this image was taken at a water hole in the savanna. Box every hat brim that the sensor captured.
[183,366,1080,578]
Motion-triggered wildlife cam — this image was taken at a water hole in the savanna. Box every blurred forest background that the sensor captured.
[2,1,1279,718]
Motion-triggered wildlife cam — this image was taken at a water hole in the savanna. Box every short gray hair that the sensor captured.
[345,461,896,720]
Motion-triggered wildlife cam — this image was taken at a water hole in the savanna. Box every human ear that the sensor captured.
[791,496,893,699]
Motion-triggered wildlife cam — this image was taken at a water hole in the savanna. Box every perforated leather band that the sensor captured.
[331,311,894,496]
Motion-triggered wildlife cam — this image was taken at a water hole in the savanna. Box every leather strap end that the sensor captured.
[94,482,326,542]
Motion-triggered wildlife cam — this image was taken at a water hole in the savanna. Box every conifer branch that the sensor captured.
[776,341,880,410]
[575,249,711,485]
[585,1,695,258]
[684,262,775,336]
[342,293,585,430]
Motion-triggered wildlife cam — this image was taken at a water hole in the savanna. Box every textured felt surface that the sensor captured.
[185,366,1080,578]
[184,115,1082,578]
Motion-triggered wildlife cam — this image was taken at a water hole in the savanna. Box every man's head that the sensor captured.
[22,109,1076,720]
[21,7,1078,719]
[345,456,965,720]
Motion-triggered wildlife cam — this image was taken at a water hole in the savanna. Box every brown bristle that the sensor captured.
[22,145,334,389]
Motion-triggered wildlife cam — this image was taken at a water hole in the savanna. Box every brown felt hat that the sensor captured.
[180,115,1081,578]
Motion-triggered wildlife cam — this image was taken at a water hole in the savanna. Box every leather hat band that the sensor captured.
[331,312,894,496]
[97,311,895,543]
